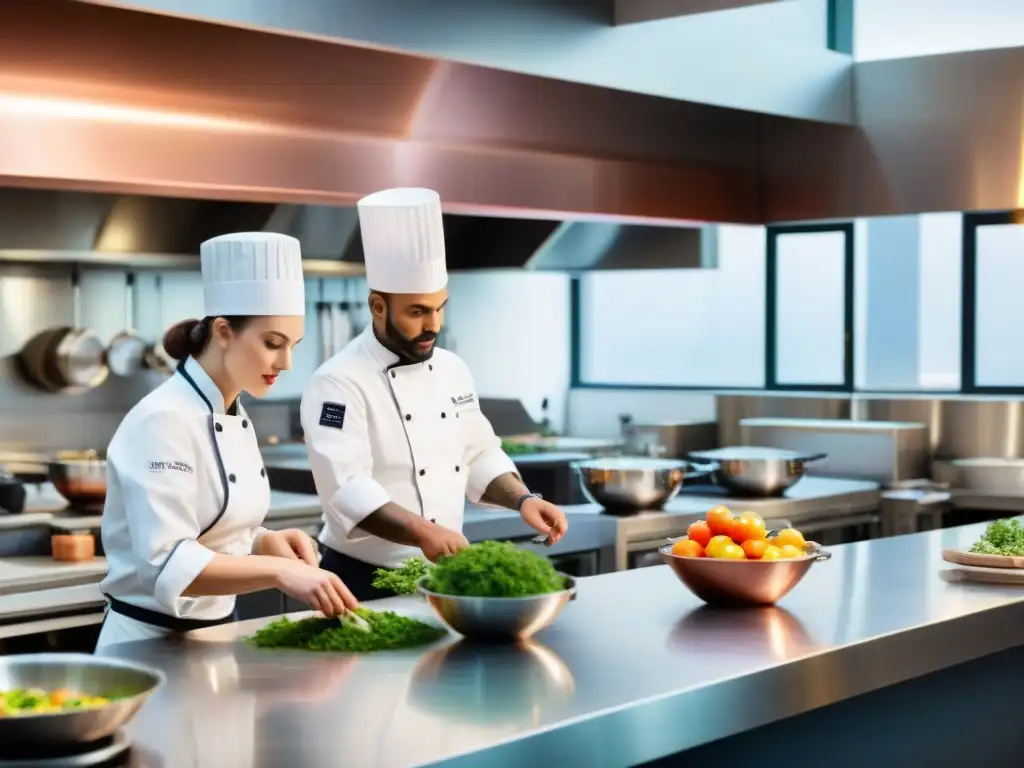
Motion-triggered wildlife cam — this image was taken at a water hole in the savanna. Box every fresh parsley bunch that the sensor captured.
[425,540,567,598]
[969,518,1024,556]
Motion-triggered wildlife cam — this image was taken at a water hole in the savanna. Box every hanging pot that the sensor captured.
[107,271,148,377]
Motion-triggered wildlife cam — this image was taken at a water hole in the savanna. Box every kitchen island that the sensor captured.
[103,517,1023,768]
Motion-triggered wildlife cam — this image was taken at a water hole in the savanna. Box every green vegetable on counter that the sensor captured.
[247,607,447,653]
[425,540,567,598]
[969,518,1024,556]
[372,557,432,595]
[500,440,542,455]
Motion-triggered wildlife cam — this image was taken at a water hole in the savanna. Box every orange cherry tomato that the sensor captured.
[706,506,734,536]
[687,520,713,548]
[778,544,804,559]
[760,545,783,561]
[741,538,768,560]
[774,528,807,550]
[671,538,705,558]
[730,516,767,544]
[716,542,747,560]
[705,534,734,558]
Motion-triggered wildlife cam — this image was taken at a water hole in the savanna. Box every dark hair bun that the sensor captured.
[162,319,208,360]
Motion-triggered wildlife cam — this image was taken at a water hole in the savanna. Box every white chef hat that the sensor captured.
[200,232,306,317]
[357,187,448,294]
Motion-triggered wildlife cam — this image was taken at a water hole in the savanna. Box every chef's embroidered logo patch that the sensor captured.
[319,401,347,430]
[451,393,476,407]
[148,461,193,474]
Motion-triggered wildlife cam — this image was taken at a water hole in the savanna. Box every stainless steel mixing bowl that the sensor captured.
[0,653,164,747]
[660,541,831,607]
[417,575,576,642]
[573,457,701,511]
[688,447,827,497]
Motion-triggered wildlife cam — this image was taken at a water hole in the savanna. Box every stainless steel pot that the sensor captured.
[573,457,709,511]
[688,446,827,497]
[50,450,107,507]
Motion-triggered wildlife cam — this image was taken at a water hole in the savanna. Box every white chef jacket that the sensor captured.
[96,356,271,649]
[301,325,517,567]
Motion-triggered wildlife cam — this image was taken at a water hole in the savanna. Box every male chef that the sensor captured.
[300,187,568,600]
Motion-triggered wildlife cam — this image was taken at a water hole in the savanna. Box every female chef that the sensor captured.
[95,232,357,651]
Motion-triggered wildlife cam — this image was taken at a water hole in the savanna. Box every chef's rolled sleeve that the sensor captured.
[113,410,215,614]
[301,374,390,536]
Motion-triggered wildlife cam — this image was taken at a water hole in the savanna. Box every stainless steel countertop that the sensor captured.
[102,516,1024,768]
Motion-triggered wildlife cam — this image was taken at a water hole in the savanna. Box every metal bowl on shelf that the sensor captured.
[659,541,831,607]
[0,653,164,748]
[687,447,827,497]
[573,457,708,512]
[417,575,576,642]
[49,450,107,507]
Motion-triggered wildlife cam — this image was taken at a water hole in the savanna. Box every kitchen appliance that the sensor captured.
[739,417,930,485]
[619,416,718,458]
[0,469,27,514]
[417,575,576,642]
[573,457,708,512]
[660,540,831,607]
[688,447,827,497]
[0,730,131,766]
[948,458,1024,495]
[0,653,163,748]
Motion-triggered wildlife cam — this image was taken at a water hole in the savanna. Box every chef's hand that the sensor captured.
[257,529,319,567]
[520,497,568,545]
[275,561,359,617]
[415,520,470,563]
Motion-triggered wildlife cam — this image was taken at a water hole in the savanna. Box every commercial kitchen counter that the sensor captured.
[103,517,1024,768]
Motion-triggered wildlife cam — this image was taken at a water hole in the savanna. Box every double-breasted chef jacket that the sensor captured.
[301,325,517,569]
[95,356,272,650]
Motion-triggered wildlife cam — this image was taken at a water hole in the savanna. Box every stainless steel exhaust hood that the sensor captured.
[0,187,362,265]
[2,0,1021,254]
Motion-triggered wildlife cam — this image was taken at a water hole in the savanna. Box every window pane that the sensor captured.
[774,231,846,385]
[975,222,1024,386]
[579,225,765,387]
[917,213,962,389]
[854,0,1024,61]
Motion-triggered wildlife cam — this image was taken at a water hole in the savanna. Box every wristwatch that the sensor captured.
[516,492,542,511]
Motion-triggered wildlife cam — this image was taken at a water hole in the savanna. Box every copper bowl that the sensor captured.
[659,541,831,607]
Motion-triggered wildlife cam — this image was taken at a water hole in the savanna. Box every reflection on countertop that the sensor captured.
[102,517,1024,767]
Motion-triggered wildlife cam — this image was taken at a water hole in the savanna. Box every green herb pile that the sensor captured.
[969,518,1024,556]
[247,608,446,653]
[424,540,567,598]
[372,557,431,595]
[500,440,542,455]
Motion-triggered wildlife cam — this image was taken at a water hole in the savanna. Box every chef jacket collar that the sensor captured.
[363,324,429,373]
[179,356,239,416]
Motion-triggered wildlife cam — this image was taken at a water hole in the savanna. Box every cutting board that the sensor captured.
[941,564,1024,586]
[942,548,1024,569]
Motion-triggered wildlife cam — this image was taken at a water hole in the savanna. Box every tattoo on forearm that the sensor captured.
[356,503,421,546]
[481,472,529,510]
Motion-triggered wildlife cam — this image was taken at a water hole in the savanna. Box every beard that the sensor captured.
[382,312,438,363]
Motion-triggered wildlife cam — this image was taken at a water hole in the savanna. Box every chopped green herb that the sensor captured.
[247,607,446,653]
[425,540,567,598]
[969,518,1024,557]
[372,557,432,595]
